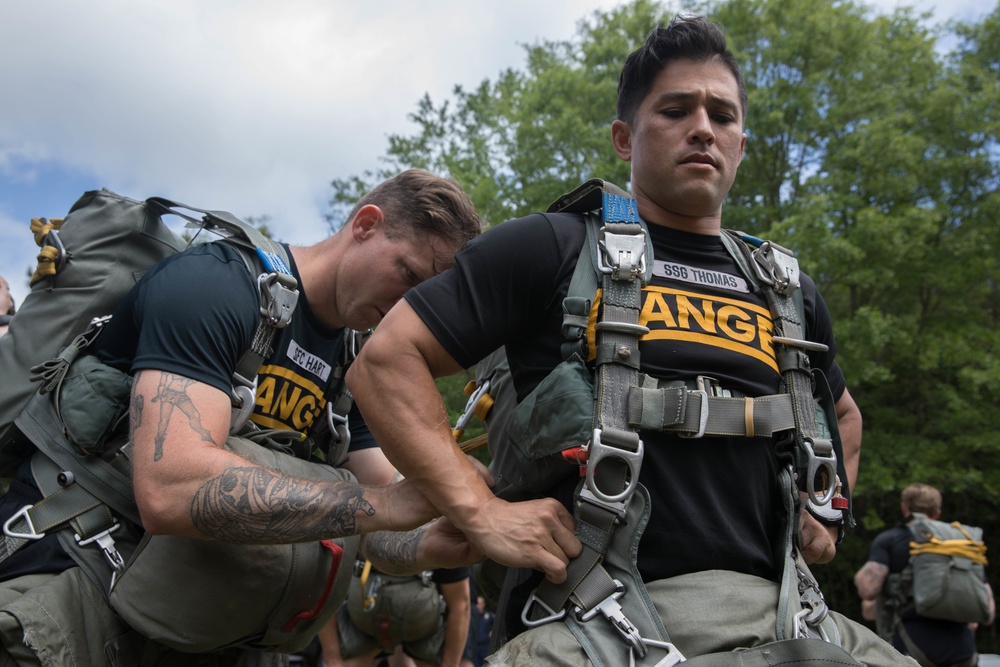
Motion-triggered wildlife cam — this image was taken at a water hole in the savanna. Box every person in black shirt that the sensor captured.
[347,15,911,667]
[855,483,995,667]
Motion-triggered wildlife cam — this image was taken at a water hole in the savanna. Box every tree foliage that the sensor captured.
[329,0,1000,648]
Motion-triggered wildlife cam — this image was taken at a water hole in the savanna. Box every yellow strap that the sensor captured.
[30,246,61,286]
[473,393,495,421]
[359,559,376,610]
[909,537,989,565]
[29,217,63,246]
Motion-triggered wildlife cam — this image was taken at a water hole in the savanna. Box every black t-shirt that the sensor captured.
[94,240,377,452]
[869,525,977,663]
[406,212,846,583]
[433,566,471,585]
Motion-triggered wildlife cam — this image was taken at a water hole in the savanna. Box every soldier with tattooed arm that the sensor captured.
[0,170,522,666]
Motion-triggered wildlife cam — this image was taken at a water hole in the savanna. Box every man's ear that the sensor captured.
[350,204,385,242]
[611,119,632,162]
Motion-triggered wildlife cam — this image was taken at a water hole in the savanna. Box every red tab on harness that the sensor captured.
[281,539,344,632]
[561,446,589,476]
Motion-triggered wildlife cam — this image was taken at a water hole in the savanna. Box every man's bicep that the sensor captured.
[130,368,231,465]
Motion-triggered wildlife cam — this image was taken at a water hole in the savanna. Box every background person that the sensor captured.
[855,483,995,667]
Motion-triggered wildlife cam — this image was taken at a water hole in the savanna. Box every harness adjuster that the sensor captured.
[598,227,647,281]
[801,436,837,506]
[3,506,43,540]
[230,372,257,435]
[521,591,567,628]
[258,272,299,328]
[750,240,799,296]
[575,581,646,658]
[678,389,708,439]
[585,428,643,505]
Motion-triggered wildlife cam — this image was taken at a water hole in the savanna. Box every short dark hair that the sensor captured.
[349,169,483,248]
[617,15,748,126]
[902,483,942,516]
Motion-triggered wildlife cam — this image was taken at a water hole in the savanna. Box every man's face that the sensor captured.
[613,57,747,223]
[338,223,456,331]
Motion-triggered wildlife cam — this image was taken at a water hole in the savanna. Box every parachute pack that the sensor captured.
[0,189,357,657]
[882,513,990,630]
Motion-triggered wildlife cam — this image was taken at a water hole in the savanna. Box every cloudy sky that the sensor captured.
[0,0,990,308]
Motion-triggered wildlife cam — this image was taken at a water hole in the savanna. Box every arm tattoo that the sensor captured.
[364,525,426,575]
[149,372,215,460]
[190,466,375,543]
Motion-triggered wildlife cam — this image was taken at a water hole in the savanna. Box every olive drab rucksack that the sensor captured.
[879,514,990,641]
[454,179,859,666]
[0,189,361,656]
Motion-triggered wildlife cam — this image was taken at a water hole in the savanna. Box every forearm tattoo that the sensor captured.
[364,525,426,575]
[190,466,375,543]
[149,372,215,461]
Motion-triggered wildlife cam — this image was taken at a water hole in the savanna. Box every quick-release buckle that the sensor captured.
[3,506,43,540]
[258,272,299,328]
[521,591,567,627]
[750,240,800,296]
[598,228,647,281]
[76,523,125,572]
[585,428,643,505]
[576,581,646,658]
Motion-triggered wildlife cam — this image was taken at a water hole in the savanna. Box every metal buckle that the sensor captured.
[76,523,125,572]
[230,381,256,435]
[327,405,352,452]
[521,591,567,628]
[630,639,687,667]
[678,390,708,439]
[750,241,800,296]
[575,581,645,658]
[3,506,44,540]
[802,437,837,506]
[598,228,647,281]
[258,272,299,328]
[585,429,644,504]
[454,378,492,435]
[772,336,829,353]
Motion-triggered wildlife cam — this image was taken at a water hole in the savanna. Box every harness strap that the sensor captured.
[527,186,655,658]
[627,385,797,437]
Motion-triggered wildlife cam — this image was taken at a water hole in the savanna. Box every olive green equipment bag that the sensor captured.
[345,562,444,648]
[0,188,356,656]
[12,361,359,655]
[880,512,990,639]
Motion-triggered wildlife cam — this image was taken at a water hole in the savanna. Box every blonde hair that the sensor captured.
[901,483,942,516]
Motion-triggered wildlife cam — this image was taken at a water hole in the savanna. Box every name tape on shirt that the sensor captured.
[288,339,332,382]
[653,260,749,294]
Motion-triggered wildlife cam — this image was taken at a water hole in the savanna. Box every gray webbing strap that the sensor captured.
[527,187,654,657]
[626,385,797,437]
[0,481,115,563]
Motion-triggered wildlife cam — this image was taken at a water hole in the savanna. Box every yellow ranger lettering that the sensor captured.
[252,365,327,432]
